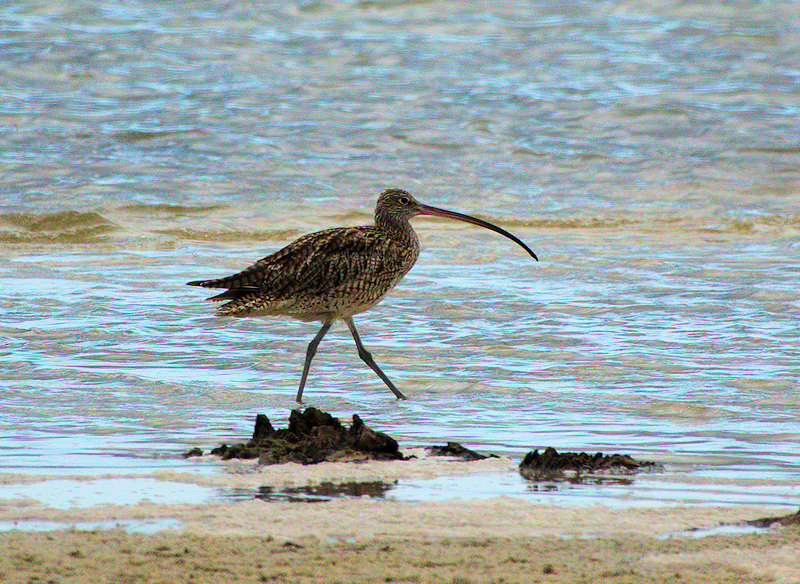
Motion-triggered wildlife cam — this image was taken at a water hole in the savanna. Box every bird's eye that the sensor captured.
[399,196,410,205]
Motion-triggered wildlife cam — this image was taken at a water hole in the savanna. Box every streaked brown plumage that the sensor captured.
[188,188,537,402]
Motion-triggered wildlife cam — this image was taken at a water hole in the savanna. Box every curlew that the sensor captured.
[188,188,537,402]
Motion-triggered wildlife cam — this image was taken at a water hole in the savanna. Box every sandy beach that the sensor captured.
[1,508,799,584]
[1,454,798,583]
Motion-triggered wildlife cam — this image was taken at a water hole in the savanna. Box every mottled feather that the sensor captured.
[187,223,419,321]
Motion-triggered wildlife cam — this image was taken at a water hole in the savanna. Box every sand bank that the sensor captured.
[1,521,799,584]
[1,448,797,582]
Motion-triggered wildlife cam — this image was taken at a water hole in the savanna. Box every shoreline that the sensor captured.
[2,446,797,582]
[2,517,798,584]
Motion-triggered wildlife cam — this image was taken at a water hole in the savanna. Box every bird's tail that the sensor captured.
[187,262,266,290]
[187,276,260,302]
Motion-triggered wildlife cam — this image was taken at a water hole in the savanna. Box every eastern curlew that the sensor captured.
[188,188,537,402]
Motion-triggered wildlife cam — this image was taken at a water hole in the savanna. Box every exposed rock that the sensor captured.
[745,509,800,528]
[519,447,660,480]
[426,442,496,461]
[187,408,404,465]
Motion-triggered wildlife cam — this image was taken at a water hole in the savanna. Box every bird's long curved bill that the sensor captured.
[417,204,539,261]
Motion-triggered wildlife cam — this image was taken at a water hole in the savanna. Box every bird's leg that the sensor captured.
[296,321,332,403]
[344,317,408,400]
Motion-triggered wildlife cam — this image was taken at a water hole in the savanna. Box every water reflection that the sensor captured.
[226,480,396,503]
[227,473,643,505]
[523,475,635,488]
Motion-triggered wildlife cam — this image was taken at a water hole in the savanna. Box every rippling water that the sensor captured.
[1,0,798,511]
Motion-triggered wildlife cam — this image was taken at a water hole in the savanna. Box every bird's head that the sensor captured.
[375,188,422,223]
[374,188,538,261]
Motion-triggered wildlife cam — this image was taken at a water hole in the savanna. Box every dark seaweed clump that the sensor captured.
[745,509,800,528]
[426,442,497,461]
[519,447,660,480]
[185,408,403,465]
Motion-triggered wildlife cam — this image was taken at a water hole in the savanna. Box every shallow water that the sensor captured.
[1,0,798,515]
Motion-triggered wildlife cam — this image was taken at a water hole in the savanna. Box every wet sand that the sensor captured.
[2,477,798,583]
[2,521,799,584]
[2,412,797,583]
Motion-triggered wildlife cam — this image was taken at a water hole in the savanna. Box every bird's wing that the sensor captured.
[188,226,408,301]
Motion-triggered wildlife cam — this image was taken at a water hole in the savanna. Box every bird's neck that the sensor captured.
[376,216,419,249]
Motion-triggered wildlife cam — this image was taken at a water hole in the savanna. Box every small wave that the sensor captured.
[121,203,226,216]
[152,227,302,243]
[0,211,118,243]
[508,214,800,235]
[505,217,643,230]
[111,129,205,143]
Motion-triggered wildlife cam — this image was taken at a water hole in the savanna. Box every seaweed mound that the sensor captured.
[519,447,659,480]
[745,509,800,528]
[426,442,496,461]
[187,408,403,465]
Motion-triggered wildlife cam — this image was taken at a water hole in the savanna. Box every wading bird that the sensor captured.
[188,188,537,402]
